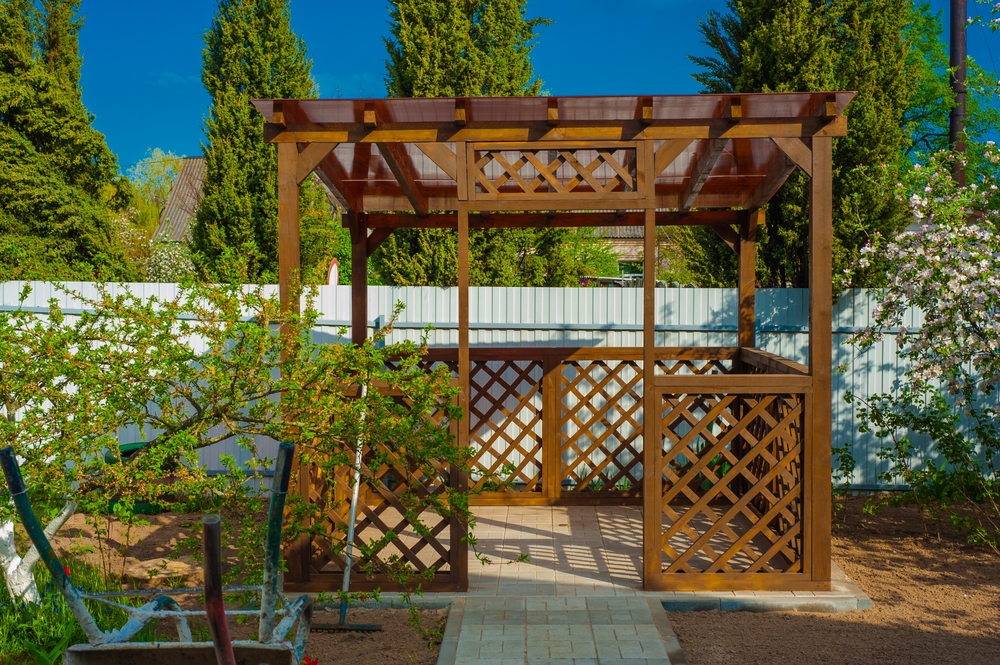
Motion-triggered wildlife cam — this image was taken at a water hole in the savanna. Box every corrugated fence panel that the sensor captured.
[0,281,962,488]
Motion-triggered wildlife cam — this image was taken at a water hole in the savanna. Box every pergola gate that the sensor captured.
[258,92,851,592]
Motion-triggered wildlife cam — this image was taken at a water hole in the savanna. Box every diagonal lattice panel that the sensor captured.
[469,360,544,493]
[475,147,637,196]
[658,391,805,574]
[559,360,644,493]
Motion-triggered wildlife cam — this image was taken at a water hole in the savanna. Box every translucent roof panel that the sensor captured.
[253,92,854,213]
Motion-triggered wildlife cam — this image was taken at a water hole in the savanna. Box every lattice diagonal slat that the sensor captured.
[559,360,644,493]
[658,392,805,574]
[475,148,637,196]
[469,360,544,493]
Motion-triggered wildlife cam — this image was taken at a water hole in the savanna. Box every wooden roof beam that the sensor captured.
[315,153,359,214]
[743,156,795,210]
[376,142,429,217]
[365,210,740,229]
[295,142,337,184]
[680,138,727,211]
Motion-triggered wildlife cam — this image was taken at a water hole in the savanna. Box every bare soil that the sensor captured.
[668,496,1000,665]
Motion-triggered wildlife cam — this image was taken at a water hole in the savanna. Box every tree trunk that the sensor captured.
[0,499,77,604]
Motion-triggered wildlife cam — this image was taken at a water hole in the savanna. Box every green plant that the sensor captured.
[832,442,856,525]
[407,605,445,650]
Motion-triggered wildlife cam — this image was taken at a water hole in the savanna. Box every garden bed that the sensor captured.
[668,496,1000,665]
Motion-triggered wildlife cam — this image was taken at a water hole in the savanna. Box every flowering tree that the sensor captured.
[847,147,1000,546]
[0,277,470,602]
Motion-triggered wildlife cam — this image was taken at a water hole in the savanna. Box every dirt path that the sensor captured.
[668,497,1000,665]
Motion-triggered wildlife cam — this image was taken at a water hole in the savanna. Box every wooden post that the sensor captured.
[277,143,300,314]
[350,212,368,346]
[542,351,561,500]
[641,205,659,589]
[456,205,471,589]
[276,142,311,583]
[808,136,833,588]
[738,209,761,350]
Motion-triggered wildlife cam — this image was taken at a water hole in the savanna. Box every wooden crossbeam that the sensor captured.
[295,142,337,184]
[743,156,796,210]
[262,115,849,143]
[415,142,458,180]
[680,139,728,210]
[654,139,694,177]
[772,137,812,176]
[710,224,739,253]
[315,152,359,214]
[366,228,393,255]
[364,210,740,229]
[376,142,429,217]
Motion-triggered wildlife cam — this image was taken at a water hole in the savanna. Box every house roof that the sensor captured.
[153,156,205,242]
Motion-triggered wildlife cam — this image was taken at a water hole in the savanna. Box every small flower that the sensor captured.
[301,658,319,665]
[63,566,71,577]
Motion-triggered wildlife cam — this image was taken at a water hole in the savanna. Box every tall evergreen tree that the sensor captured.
[378,0,617,286]
[687,0,923,289]
[0,0,133,281]
[193,0,348,283]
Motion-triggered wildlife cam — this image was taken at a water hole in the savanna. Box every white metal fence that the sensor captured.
[0,281,937,488]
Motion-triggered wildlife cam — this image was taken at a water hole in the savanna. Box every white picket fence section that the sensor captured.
[1,281,935,488]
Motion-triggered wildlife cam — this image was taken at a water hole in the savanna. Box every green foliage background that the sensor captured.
[0,0,133,281]
[375,0,619,286]
[191,0,349,284]
[679,0,999,290]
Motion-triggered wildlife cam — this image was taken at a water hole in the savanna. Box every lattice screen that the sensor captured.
[468,360,544,493]
[658,392,804,574]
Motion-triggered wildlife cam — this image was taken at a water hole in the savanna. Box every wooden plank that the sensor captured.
[350,212,368,346]
[454,99,467,126]
[642,573,828,592]
[654,138,694,177]
[315,152,359,213]
[294,142,337,184]
[470,494,643,507]
[642,204,659,590]
[365,227,393,255]
[376,142,429,217]
[277,143,300,314]
[653,375,812,392]
[457,206,471,515]
[710,223,739,253]
[743,157,795,210]
[263,116,850,144]
[415,142,458,180]
[542,352,560,500]
[738,209,761,349]
[808,135,833,588]
[365,210,741,229]
[680,139,727,210]
[547,97,559,126]
[740,347,808,375]
[772,136,813,177]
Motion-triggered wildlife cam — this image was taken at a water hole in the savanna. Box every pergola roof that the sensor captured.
[253,92,853,214]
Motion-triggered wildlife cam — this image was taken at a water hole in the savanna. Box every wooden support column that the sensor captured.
[277,143,300,314]
[350,212,368,346]
[455,205,471,588]
[808,136,833,588]
[641,138,660,589]
[738,209,762,350]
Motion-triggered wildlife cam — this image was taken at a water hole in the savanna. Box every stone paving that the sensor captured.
[397,506,871,664]
[441,597,685,665]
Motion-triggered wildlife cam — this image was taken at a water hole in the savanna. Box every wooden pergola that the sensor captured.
[255,92,853,593]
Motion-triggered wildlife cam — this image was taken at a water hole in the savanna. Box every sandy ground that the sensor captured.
[668,496,1000,665]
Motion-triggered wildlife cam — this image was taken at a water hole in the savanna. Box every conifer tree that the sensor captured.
[0,0,133,281]
[193,0,347,283]
[377,0,617,286]
[687,0,924,288]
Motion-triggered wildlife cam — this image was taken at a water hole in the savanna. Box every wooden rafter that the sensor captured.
[772,137,812,176]
[710,223,739,253]
[680,139,728,210]
[415,142,458,180]
[366,227,393,255]
[653,138,694,177]
[744,156,795,210]
[365,210,740,229]
[295,142,337,184]
[314,153,359,214]
[263,115,849,144]
[376,142,429,217]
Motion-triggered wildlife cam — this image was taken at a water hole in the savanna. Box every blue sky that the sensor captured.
[76,1,1000,172]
